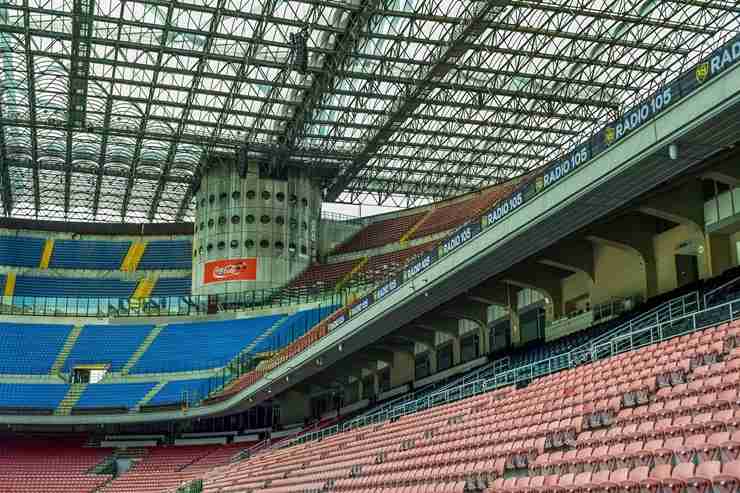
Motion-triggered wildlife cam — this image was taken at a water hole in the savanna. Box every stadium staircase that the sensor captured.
[399,208,433,245]
[201,315,290,399]
[335,257,368,292]
[121,325,165,375]
[134,381,166,409]
[239,315,289,356]
[132,277,156,299]
[39,239,54,269]
[3,271,15,297]
[120,241,147,272]
[55,383,87,415]
[50,324,84,374]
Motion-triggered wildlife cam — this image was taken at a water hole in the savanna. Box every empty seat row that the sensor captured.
[131,315,283,374]
[0,323,73,374]
[333,212,427,254]
[0,235,192,271]
[197,318,740,493]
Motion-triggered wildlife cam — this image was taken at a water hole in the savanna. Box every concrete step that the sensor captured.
[132,381,167,411]
[50,325,84,375]
[240,315,290,356]
[120,325,165,375]
[55,383,87,416]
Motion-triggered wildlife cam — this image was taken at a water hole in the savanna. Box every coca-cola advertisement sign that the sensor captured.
[203,258,257,284]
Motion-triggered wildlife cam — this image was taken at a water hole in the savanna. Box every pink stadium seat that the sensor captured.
[714,460,740,493]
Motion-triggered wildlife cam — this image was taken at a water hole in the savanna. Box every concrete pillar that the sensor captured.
[637,179,710,285]
[467,279,520,349]
[394,327,437,374]
[414,315,460,365]
[638,179,706,231]
[537,239,596,282]
[708,232,733,276]
[702,159,740,187]
[503,262,567,322]
[441,299,489,358]
[388,350,414,388]
[507,285,521,347]
[277,389,311,426]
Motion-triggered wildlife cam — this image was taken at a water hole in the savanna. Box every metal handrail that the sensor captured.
[704,274,740,308]
[0,288,347,319]
[292,291,699,442]
[286,294,738,447]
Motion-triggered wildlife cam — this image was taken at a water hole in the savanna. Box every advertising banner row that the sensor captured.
[322,34,740,334]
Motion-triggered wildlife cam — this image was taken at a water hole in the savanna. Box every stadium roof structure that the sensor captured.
[0,0,739,222]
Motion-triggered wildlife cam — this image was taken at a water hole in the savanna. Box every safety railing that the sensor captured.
[456,291,696,387]
[0,288,347,319]
[289,291,698,441]
[592,295,642,323]
[287,293,738,447]
[704,273,740,308]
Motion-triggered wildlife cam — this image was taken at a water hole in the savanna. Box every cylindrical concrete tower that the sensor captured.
[192,155,321,296]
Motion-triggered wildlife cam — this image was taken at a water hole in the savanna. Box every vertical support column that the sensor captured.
[192,155,321,295]
[707,232,733,277]
[506,283,521,347]
[277,389,311,426]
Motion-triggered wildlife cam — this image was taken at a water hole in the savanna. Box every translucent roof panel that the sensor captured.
[0,0,738,220]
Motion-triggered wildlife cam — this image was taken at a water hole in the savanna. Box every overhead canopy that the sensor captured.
[0,0,738,222]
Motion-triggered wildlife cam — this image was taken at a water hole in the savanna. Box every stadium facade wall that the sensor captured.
[389,350,415,389]
[591,243,648,306]
[653,223,711,293]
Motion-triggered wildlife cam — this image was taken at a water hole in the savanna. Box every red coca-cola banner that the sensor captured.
[203,258,257,284]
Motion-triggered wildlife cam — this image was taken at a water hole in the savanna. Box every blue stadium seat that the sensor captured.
[76,382,157,409]
[0,383,70,409]
[138,240,192,270]
[151,278,191,297]
[130,315,283,374]
[50,239,130,270]
[254,305,339,352]
[148,378,217,406]
[0,323,73,374]
[0,236,45,268]
[63,325,153,372]
[14,276,137,298]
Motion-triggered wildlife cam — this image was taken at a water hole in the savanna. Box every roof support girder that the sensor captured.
[175,0,285,221]
[64,0,94,216]
[120,2,176,221]
[325,0,511,201]
[281,0,399,150]
[148,0,227,222]
[22,0,40,216]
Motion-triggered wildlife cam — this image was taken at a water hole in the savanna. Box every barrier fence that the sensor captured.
[286,294,739,448]
[0,289,347,319]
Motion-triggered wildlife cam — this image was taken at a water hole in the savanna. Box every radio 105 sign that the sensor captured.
[203,258,257,284]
